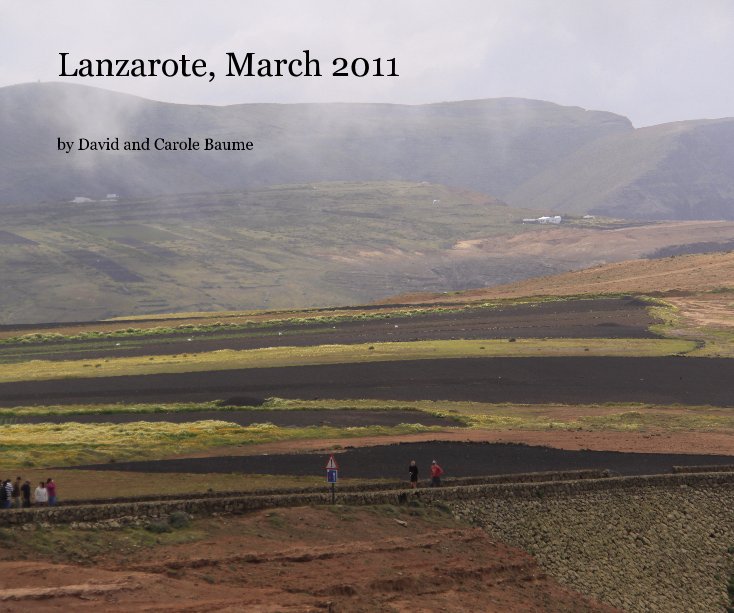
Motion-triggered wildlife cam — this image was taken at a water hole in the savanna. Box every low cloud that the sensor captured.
[1,0,733,126]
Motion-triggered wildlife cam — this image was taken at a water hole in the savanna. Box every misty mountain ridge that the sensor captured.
[1,82,732,220]
[2,82,627,203]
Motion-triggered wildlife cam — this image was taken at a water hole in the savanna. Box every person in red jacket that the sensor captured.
[430,460,444,487]
[46,478,57,506]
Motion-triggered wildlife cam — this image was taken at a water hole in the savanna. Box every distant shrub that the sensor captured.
[266,512,286,528]
[146,520,172,533]
[168,511,191,529]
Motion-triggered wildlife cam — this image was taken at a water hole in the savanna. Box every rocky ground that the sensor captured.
[453,484,734,612]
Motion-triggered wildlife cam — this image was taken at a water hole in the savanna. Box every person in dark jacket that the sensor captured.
[0,480,8,509]
[20,480,31,508]
[12,477,21,509]
[408,460,419,489]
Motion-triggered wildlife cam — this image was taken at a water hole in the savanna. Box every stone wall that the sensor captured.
[53,469,611,507]
[0,471,731,527]
[449,476,734,612]
[673,463,734,474]
[0,469,611,526]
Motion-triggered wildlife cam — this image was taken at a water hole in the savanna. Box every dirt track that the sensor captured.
[2,356,732,407]
[71,441,734,478]
[0,297,656,362]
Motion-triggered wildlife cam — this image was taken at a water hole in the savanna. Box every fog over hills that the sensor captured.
[1,82,631,206]
[3,83,732,220]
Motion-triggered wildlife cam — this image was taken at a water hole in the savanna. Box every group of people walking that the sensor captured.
[0,477,57,509]
[408,459,443,488]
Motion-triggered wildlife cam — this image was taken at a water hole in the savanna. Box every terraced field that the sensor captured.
[0,296,658,363]
[0,293,731,476]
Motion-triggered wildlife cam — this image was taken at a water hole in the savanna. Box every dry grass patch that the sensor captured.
[650,296,734,357]
[0,421,440,468]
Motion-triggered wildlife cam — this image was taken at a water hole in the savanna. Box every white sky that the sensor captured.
[1,0,732,126]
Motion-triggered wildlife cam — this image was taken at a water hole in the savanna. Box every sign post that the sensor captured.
[326,455,338,504]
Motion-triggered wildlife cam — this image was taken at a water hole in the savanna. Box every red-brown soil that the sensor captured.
[0,507,620,612]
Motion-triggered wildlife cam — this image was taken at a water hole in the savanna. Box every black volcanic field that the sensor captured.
[2,356,731,409]
[73,442,734,480]
[4,297,734,478]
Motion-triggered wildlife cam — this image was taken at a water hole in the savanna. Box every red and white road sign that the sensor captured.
[325,455,338,470]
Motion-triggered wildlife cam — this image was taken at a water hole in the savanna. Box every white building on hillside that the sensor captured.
[522,215,562,224]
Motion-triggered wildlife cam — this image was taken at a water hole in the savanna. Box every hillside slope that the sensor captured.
[3,179,734,323]
[387,251,734,304]
[0,181,541,323]
[508,119,734,220]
